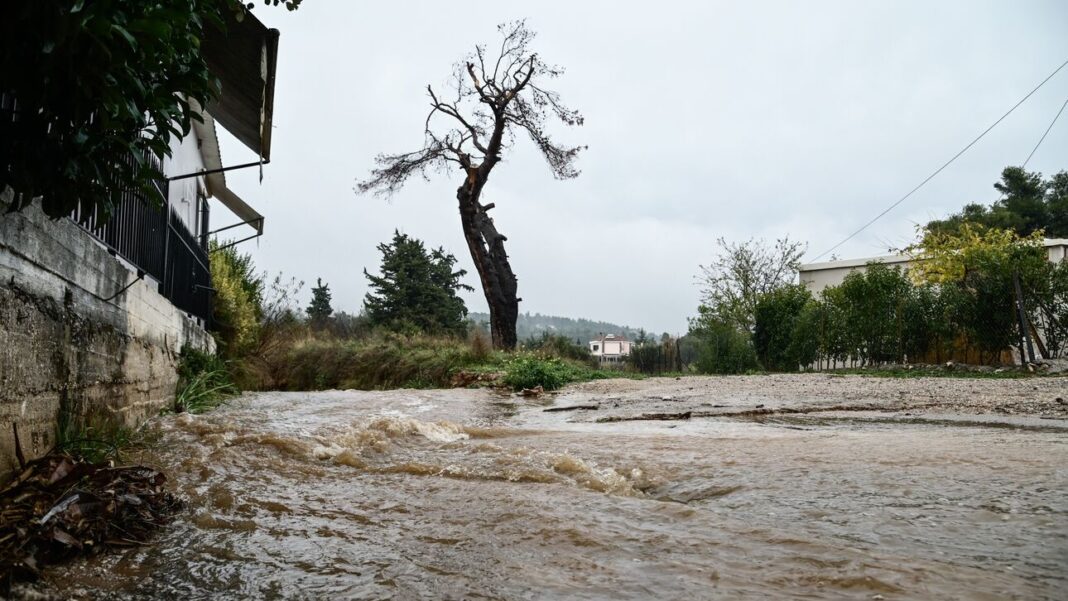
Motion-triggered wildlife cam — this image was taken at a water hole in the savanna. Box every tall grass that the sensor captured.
[277,332,628,392]
[175,346,239,413]
[282,333,507,390]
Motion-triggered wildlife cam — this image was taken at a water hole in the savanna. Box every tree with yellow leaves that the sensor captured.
[905,224,1049,361]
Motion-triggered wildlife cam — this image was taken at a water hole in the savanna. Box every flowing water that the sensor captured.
[37,388,1068,600]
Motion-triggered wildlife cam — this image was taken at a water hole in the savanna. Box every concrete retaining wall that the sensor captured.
[0,190,214,480]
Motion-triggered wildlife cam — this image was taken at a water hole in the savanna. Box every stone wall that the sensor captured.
[0,190,214,480]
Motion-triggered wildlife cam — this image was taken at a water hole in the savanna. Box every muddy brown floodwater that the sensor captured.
[28,375,1068,600]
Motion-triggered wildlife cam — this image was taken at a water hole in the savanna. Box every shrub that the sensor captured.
[501,353,595,391]
[469,328,493,361]
[836,263,914,364]
[753,284,812,371]
[690,320,759,375]
[209,242,263,357]
[520,332,591,361]
[175,346,239,414]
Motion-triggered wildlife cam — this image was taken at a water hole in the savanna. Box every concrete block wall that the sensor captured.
[0,190,214,480]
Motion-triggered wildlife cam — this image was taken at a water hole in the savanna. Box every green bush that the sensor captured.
[209,242,264,358]
[175,346,239,413]
[835,264,914,364]
[750,253,1068,369]
[520,332,591,362]
[753,284,812,371]
[1042,261,1068,356]
[690,320,760,375]
[501,354,587,391]
[788,300,823,369]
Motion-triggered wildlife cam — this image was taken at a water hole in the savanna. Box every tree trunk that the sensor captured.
[457,184,518,349]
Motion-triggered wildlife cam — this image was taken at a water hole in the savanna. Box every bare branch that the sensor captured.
[355,139,450,197]
[356,20,584,197]
[427,85,488,154]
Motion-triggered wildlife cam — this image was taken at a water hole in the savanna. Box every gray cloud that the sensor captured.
[216,0,1068,335]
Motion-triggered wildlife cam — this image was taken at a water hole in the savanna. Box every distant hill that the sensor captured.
[468,312,660,344]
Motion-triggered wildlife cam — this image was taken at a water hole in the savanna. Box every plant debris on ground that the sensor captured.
[0,452,182,593]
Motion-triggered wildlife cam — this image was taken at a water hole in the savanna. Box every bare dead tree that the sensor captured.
[356,21,585,349]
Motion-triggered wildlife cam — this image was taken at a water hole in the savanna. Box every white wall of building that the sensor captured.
[1046,239,1067,263]
[798,255,912,294]
[589,337,632,357]
[799,241,1068,295]
[162,130,208,236]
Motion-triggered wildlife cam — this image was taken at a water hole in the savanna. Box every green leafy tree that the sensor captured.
[688,306,759,374]
[0,0,299,219]
[901,283,950,363]
[817,285,854,366]
[306,278,334,325]
[788,299,824,369]
[836,263,914,364]
[1048,171,1068,237]
[927,166,1068,238]
[753,284,812,371]
[698,237,805,333]
[907,224,1050,362]
[363,231,472,336]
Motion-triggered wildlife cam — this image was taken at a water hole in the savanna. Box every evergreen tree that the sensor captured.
[927,166,1068,238]
[363,231,472,336]
[306,278,333,325]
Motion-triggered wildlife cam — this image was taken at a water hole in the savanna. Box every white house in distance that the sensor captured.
[798,239,1068,294]
[590,334,632,364]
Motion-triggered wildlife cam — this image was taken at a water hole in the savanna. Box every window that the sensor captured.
[592,344,600,351]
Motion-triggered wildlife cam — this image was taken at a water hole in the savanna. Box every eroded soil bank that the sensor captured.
[21,374,1068,600]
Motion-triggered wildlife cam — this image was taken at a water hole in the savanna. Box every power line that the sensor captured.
[810,57,1068,262]
[978,93,1068,208]
[1022,94,1068,168]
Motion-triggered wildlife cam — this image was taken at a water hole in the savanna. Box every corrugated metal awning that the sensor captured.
[201,9,279,161]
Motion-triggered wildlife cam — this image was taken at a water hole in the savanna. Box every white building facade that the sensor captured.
[798,239,1068,294]
[589,334,632,365]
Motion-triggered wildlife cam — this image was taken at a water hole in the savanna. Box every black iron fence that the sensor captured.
[70,153,212,323]
[2,92,210,321]
[71,171,169,283]
[159,205,212,321]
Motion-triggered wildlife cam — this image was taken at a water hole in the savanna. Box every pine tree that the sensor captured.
[363,231,472,336]
[306,278,333,326]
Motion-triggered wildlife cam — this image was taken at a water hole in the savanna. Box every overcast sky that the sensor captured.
[215,0,1068,335]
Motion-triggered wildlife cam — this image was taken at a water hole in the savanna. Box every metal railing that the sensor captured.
[70,153,212,323]
[160,204,212,321]
[71,169,169,283]
[2,92,211,322]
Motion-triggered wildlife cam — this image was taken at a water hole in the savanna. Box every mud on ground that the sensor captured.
[551,373,1068,423]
